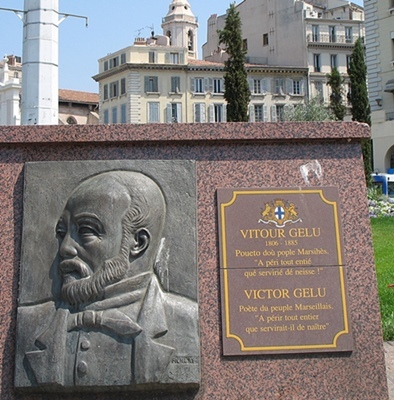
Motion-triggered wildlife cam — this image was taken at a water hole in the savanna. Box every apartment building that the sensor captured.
[365,0,394,172]
[203,0,364,111]
[93,0,308,124]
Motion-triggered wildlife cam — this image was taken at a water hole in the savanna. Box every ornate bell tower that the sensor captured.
[161,0,198,59]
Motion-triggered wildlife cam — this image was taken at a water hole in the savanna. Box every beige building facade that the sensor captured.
[94,0,308,124]
[203,0,364,113]
[93,43,308,124]
[365,0,394,173]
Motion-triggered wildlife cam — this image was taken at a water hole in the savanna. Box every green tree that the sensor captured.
[348,37,372,185]
[326,67,346,120]
[218,3,250,122]
[282,97,334,122]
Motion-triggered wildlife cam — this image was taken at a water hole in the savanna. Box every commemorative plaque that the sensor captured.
[217,187,352,355]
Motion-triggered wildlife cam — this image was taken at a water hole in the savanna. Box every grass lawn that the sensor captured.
[371,217,394,340]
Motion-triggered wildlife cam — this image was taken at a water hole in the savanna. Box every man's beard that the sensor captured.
[60,256,128,307]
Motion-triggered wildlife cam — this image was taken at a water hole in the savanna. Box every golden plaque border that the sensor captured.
[220,189,349,352]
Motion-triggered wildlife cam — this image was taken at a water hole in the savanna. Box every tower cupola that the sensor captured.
[162,0,198,59]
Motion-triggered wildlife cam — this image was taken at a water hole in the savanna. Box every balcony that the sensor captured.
[307,34,358,45]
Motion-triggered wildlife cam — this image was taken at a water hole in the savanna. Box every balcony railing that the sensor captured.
[307,34,359,44]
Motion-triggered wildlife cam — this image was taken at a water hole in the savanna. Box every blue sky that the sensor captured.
[0,0,363,93]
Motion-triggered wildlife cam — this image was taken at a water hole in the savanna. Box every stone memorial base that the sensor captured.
[0,122,388,399]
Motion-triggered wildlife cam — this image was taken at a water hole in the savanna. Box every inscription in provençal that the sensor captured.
[217,187,353,356]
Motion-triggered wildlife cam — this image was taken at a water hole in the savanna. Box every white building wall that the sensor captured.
[365,0,394,172]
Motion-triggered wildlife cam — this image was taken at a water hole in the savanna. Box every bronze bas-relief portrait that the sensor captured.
[15,166,199,391]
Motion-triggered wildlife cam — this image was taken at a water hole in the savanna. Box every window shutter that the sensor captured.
[263,105,268,122]
[144,76,149,93]
[262,79,269,94]
[208,78,213,93]
[166,104,172,123]
[165,53,170,64]
[149,102,159,123]
[249,104,255,122]
[209,104,215,122]
[223,104,227,122]
[193,103,199,123]
[190,78,195,93]
[180,52,185,64]
[284,103,294,120]
[204,78,209,92]
[177,103,182,123]
[271,105,277,122]
[271,79,276,93]
[201,104,206,123]
[287,79,293,95]
[300,80,305,96]
[153,77,159,93]
[248,78,254,93]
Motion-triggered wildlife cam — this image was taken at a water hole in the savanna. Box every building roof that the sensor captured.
[188,59,224,67]
[58,89,99,105]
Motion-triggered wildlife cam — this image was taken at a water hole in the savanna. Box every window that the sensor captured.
[166,30,172,45]
[148,102,160,123]
[149,51,156,64]
[346,55,351,70]
[314,54,321,72]
[170,53,179,64]
[213,78,224,94]
[120,53,126,64]
[193,78,205,93]
[209,104,225,122]
[329,26,336,43]
[167,103,182,123]
[292,80,302,95]
[188,30,194,51]
[112,107,117,124]
[312,25,319,42]
[253,79,262,94]
[109,56,119,69]
[103,84,109,100]
[271,105,277,122]
[14,72,19,78]
[315,81,323,100]
[121,104,127,123]
[330,54,338,69]
[255,105,264,122]
[103,109,109,124]
[120,78,126,95]
[263,33,269,46]
[110,81,119,98]
[250,104,268,122]
[243,39,248,51]
[194,103,206,123]
[145,76,159,93]
[250,78,268,95]
[171,76,181,93]
[274,78,285,95]
[345,27,353,43]
[276,105,285,121]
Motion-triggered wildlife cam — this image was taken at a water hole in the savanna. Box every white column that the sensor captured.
[22,0,59,125]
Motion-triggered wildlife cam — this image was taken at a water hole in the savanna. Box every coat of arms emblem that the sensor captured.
[258,199,302,228]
